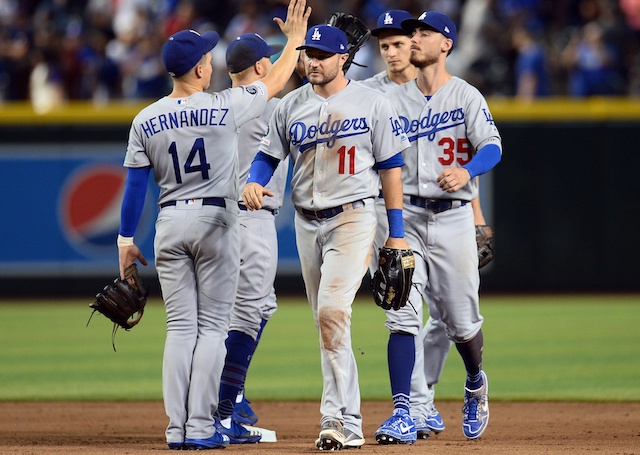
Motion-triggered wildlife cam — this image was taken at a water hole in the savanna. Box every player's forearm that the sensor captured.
[379,167,404,210]
[119,167,150,238]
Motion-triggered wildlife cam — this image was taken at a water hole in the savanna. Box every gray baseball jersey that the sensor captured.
[125,82,268,204]
[259,79,409,436]
[360,70,395,92]
[260,81,408,210]
[123,81,268,445]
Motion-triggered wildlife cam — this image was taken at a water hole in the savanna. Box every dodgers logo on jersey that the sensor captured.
[395,107,465,142]
[58,163,156,258]
[289,114,370,152]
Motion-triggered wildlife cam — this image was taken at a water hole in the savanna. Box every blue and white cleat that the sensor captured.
[413,416,431,439]
[462,370,489,439]
[184,431,230,450]
[215,418,261,444]
[374,408,417,444]
[233,396,259,425]
[426,403,446,433]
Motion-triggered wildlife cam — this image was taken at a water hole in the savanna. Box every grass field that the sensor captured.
[0,294,638,402]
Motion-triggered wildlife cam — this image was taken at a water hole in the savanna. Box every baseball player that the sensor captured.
[363,9,491,440]
[242,24,410,451]
[116,0,311,450]
[214,32,291,443]
[386,11,502,440]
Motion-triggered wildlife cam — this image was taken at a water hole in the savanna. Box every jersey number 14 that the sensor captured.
[168,138,211,183]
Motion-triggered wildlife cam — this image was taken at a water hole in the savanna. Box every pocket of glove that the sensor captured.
[371,247,415,311]
[87,263,149,350]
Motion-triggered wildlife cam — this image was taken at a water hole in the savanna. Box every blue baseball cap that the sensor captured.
[226,33,283,73]
[296,25,348,54]
[371,10,414,37]
[401,11,457,48]
[162,29,220,77]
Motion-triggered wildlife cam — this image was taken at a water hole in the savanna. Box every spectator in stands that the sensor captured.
[511,25,552,98]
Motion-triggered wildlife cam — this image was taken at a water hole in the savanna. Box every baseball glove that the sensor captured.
[326,12,371,74]
[371,247,415,311]
[476,224,495,269]
[87,263,149,350]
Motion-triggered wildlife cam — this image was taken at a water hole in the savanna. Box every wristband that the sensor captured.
[387,208,404,238]
[117,235,134,247]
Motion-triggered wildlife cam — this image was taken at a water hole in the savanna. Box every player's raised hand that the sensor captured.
[438,167,471,193]
[275,0,312,42]
[242,182,274,210]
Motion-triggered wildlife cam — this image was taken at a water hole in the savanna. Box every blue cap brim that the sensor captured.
[296,44,344,54]
[401,18,433,34]
[201,30,220,52]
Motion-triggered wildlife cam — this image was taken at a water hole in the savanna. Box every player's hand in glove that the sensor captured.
[88,263,149,350]
[371,245,415,311]
[476,224,495,269]
[326,12,371,74]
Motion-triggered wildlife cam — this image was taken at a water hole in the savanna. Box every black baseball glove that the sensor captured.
[87,263,149,350]
[326,12,371,74]
[476,225,495,269]
[371,247,415,311]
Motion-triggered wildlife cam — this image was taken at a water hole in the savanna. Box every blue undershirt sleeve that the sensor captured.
[119,166,150,237]
[246,151,279,186]
[462,143,501,179]
[376,152,405,170]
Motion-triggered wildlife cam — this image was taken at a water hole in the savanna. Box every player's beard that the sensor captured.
[409,50,439,69]
[307,63,340,88]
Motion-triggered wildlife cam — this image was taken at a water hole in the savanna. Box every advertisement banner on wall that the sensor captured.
[0,143,301,278]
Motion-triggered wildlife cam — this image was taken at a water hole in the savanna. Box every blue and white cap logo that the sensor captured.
[383,13,394,25]
[312,28,322,41]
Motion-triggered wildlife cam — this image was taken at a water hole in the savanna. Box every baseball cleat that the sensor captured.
[233,396,258,425]
[343,429,365,449]
[315,419,345,450]
[426,403,446,433]
[374,408,417,444]
[184,431,230,450]
[412,416,431,439]
[215,417,261,444]
[167,442,184,450]
[462,370,489,439]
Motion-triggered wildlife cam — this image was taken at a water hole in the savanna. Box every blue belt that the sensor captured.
[238,203,278,215]
[160,197,226,209]
[301,200,365,220]
[409,196,467,214]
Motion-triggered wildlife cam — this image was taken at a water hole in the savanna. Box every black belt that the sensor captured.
[160,197,226,209]
[409,196,467,214]
[238,203,278,215]
[300,200,365,221]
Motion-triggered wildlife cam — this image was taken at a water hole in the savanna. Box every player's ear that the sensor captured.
[442,37,453,55]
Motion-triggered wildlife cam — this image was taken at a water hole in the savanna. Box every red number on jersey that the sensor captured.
[337,145,356,175]
[437,137,472,166]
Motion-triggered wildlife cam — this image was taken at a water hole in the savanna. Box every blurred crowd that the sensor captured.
[1,0,640,112]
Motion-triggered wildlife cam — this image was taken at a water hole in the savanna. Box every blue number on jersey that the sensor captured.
[168,138,211,184]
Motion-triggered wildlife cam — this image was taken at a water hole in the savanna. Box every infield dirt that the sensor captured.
[0,401,638,454]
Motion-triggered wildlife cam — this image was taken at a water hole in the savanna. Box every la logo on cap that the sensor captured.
[312,28,322,41]
[383,13,393,25]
